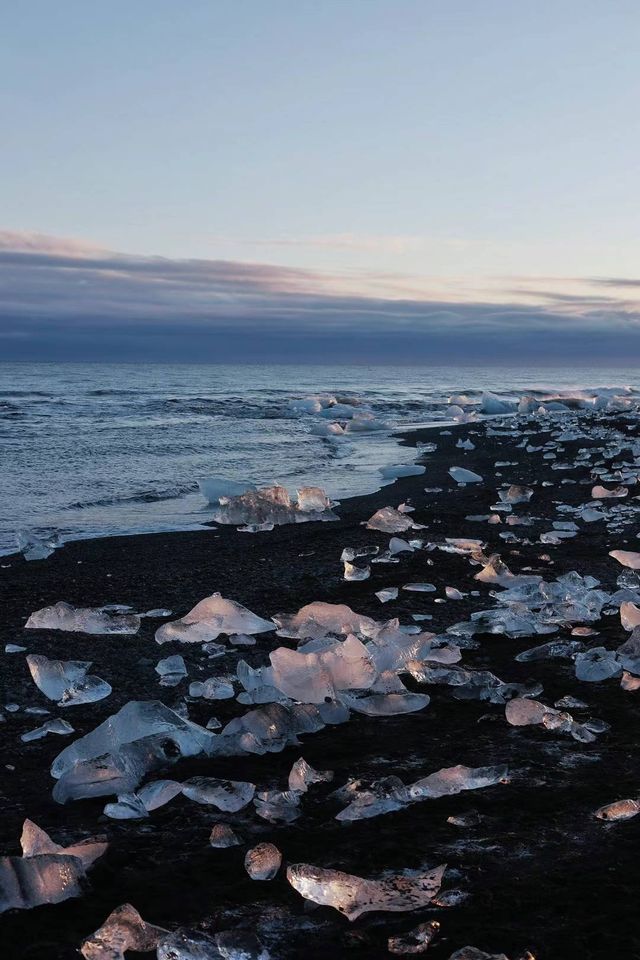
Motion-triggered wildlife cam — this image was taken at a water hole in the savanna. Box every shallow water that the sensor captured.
[1,362,638,553]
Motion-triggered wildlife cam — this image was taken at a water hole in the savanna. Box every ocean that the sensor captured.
[1,362,639,555]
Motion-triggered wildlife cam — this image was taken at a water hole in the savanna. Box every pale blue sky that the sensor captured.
[1,1,639,361]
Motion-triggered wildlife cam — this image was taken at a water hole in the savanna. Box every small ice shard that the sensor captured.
[341,691,430,715]
[137,779,182,812]
[270,635,376,703]
[621,602,640,631]
[515,640,583,662]
[457,438,475,450]
[155,655,187,687]
[244,842,282,880]
[621,671,640,691]
[210,823,243,848]
[366,507,415,533]
[403,583,436,593]
[141,608,173,618]
[26,654,112,707]
[182,777,255,811]
[286,862,446,920]
[25,601,140,634]
[288,757,333,793]
[505,699,549,726]
[5,644,26,653]
[591,484,628,499]
[379,464,426,479]
[157,929,221,959]
[498,485,534,504]
[594,799,640,821]
[189,676,235,700]
[273,601,377,640]
[445,587,464,600]
[610,550,640,570]
[198,477,256,504]
[215,930,270,960]
[16,530,61,561]
[388,919,440,954]
[376,587,399,603]
[81,904,167,959]
[449,467,483,484]
[21,717,74,742]
[156,593,274,644]
[343,561,370,581]
[575,647,622,682]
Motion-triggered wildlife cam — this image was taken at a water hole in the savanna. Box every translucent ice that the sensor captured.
[26,601,140,635]
[270,635,376,703]
[621,602,640,631]
[81,904,167,959]
[366,507,415,533]
[155,655,187,686]
[273,601,377,641]
[244,842,282,880]
[610,550,640,570]
[27,654,112,707]
[198,477,256,504]
[449,467,483,484]
[211,483,337,527]
[388,920,440,954]
[21,717,74,742]
[286,862,446,920]
[594,799,640,821]
[156,593,273,644]
[181,777,255,811]
[288,756,333,792]
[210,823,243,848]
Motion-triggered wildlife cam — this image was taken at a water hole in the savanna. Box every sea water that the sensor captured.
[1,362,638,555]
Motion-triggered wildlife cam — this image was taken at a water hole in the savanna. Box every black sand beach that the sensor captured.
[2,415,640,960]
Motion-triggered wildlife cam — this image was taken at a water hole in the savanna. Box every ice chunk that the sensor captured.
[343,560,370,581]
[379,464,426,479]
[210,823,242,848]
[244,842,282,880]
[155,655,187,687]
[449,467,483,484]
[21,717,74,742]
[288,757,333,793]
[81,904,167,959]
[515,640,583,662]
[27,654,112,707]
[0,821,106,914]
[16,530,61,561]
[198,477,256,504]
[287,862,446,920]
[610,550,640,570]
[403,582,436,593]
[270,635,376,703]
[591,484,628,499]
[104,794,149,820]
[156,593,273,644]
[215,930,270,960]
[189,676,235,700]
[273,601,377,641]
[621,602,640,631]
[366,507,415,533]
[410,764,508,800]
[51,700,217,800]
[505,698,549,726]
[25,601,140,634]
[480,392,517,414]
[181,777,255,811]
[575,647,622,682]
[388,920,440,954]
[297,486,333,512]
[137,779,182,812]
[342,691,430,716]
[212,483,337,527]
[594,799,640,821]
[254,787,302,823]
[376,587,399,603]
[498,485,533,504]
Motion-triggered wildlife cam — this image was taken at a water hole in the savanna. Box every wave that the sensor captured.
[69,482,199,510]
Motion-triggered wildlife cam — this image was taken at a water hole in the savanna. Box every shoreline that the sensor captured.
[2,413,640,959]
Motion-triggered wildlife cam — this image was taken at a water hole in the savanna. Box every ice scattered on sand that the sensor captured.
[81,904,167,959]
[155,654,187,686]
[286,862,446,920]
[16,530,61,561]
[366,506,416,533]
[449,467,483,484]
[594,798,640,821]
[288,756,333,792]
[21,717,74,742]
[210,823,243,848]
[182,777,255,811]
[376,587,399,603]
[610,550,640,570]
[388,920,440,954]
[210,483,338,528]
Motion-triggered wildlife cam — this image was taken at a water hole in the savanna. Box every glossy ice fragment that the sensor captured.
[498,485,533,504]
[621,602,640,631]
[254,788,302,822]
[209,823,243,848]
[403,583,436,593]
[594,799,640,821]
[366,507,415,533]
[244,842,282,880]
[288,757,333,793]
[388,920,440,954]
[155,655,187,687]
[104,793,149,820]
[26,654,112,707]
[81,904,167,959]
[182,777,255,811]
[26,601,140,634]
[215,930,271,960]
[449,467,483,484]
[156,593,273,644]
[157,928,220,959]
[21,717,74,742]
[344,560,370,581]
[287,862,446,920]
[376,587,399,603]
[575,647,622,682]
[610,550,640,570]
[137,779,183,811]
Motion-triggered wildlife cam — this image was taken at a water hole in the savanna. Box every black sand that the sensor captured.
[1,416,640,959]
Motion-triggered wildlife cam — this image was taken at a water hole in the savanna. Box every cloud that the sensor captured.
[1,230,639,363]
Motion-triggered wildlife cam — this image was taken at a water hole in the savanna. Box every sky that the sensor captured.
[1,0,639,362]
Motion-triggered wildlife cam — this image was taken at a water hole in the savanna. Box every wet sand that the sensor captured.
[1,414,640,959]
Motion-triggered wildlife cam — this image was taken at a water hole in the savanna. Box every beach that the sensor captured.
[2,413,640,960]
